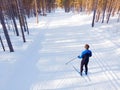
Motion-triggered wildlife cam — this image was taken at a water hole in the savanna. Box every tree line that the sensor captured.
[59,0,120,26]
[0,0,120,52]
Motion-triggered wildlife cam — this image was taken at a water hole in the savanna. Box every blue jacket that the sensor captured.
[78,49,92,59]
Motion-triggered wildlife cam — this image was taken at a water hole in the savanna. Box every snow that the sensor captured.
[0,9,120,90]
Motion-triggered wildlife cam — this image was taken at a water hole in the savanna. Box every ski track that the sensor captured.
[88,30,120,90]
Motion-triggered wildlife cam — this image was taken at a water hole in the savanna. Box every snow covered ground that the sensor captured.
[0,9,120,90]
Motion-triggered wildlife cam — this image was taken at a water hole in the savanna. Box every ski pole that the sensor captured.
[65,57,77,65]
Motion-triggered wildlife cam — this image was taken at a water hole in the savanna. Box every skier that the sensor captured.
[78,44,92,76]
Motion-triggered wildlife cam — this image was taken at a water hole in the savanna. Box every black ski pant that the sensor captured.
[80,59,89,74]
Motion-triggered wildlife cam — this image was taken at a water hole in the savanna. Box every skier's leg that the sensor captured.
[85,60,89,75]
[85,64,88,75]
[80,60,84,76]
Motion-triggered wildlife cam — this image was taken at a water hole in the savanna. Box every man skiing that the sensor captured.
[78,44,92,76]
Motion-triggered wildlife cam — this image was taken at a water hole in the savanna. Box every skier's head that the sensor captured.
[84,44,90,50]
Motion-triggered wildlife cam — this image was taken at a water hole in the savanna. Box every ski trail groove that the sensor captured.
[88,28,120,90]
[89,37,120,90]
[92,49,119,90]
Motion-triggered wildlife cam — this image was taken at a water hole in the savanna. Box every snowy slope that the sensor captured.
[0,9,120,90]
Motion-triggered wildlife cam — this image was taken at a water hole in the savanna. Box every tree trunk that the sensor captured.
[15,0,26,42]
[0,35,5,51]
[96,10,101,22]
[106,0,113,23]
[102,0,107,23]
[0,8,14,52]
[79,0,83,12]
[92,0,98,27]
[35,0,39,23]
[12,16,19,36]
[23,16,29,35]
[117,13,120,22]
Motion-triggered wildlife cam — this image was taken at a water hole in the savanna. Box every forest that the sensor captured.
[0,0,120,52]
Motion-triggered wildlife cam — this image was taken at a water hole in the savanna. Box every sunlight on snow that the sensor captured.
[0,9,120,90]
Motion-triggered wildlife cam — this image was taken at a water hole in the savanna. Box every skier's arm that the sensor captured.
[78,52,84,59]
[89,51,92,57]
[78,55,81,58]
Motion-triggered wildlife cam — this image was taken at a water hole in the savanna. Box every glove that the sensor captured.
[78,56,80,58]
